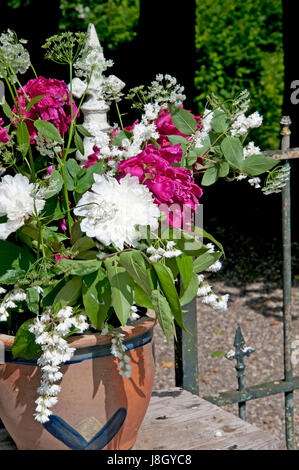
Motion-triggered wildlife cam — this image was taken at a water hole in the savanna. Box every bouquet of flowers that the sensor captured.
[0,26,282,425]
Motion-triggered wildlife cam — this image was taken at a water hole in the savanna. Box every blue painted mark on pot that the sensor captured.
[43,407,127,450]
[4,328,153,366]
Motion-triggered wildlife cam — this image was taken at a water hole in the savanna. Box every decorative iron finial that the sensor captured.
[226,324,254,387]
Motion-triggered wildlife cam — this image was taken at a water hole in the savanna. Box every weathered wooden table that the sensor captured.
[0,388,284,450]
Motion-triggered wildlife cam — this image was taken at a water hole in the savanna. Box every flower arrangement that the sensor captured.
[0,26,282,426]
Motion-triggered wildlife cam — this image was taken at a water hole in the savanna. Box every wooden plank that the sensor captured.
[134,389,285,450]
[0,388,284,450]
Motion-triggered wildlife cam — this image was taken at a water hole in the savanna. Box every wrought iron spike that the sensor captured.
[233,324,245,350]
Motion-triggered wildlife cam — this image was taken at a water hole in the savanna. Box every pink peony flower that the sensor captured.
[156,108,202,147]
[118,145,202,229]
[12,76,77,144]
[83,146,100,168]
[0,118,10,143]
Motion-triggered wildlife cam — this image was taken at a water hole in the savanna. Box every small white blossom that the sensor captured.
[248,177,261,189]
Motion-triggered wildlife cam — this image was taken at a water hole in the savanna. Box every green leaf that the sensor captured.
[74,130,84,156]
[112,129,132,147]
[12,319,42,360]
[0,240,34,278]
[211,110,228,133]
[202,165,219,186]
[1,98,13,118]
[53,276,82,307]
[193,227,225,254]
[55,259,102,276]
[25,95,45,112]
[76,124,93,137]
[16,121,30,156]
[152,262,183,328]
[0,269,26,284]
[26,287,40,314]
[167,135,188,148]
[119,250,152,297]
[76,161,107,194]
[44,169,63,199]
[190,136,211,155]
[242,154,277,176]
[218,161,230,177]
[34,119,63,144]
[193,252,222,273]
[104,258,134,326]
[168,104,198,136]
[82,270,111,329]
[221,136,244,170]
[210,350,226,358]
[151,290,172,342]
[180,272,199,306]
[72,236,96,254]
[65,158,84,191]
[133,282,154,309]
[176,254,193,289]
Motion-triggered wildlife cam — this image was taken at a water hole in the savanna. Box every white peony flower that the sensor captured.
[0,174,45,240]
[74,174,160,250]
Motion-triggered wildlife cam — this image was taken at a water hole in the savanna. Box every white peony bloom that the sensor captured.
[74,174,160,250]
[0,174,45,240]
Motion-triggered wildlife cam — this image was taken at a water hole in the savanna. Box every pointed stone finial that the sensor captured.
[73,23,125,162]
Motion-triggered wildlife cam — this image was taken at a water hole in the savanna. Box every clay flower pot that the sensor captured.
[0,314,155,450]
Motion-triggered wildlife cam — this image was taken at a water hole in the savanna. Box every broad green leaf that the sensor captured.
[193,227,225,254]
[134,282,154,309]
[0,269,26,284]
[26,287,40,314]
[83,270,111,329]
[76,124,93,137]
[218,161,230,177]
[76,161,107,194]
[167,135,188,149]
[152,262,183,328]
[151,289,172,342]
[190,136,211,155]
[202,165,219,186]
[119,250,152,297]
[221,136,244,170]
[242,154,277,176]
[53,276,82,307]
[72,236,96,254]
[16,121,30,156]
[34,119,63,144]
[1,98,13,118]
[43,170,63,199]
[211,110,228,133]
[104,258,134,326]
[193,251,222,273]
[180,272,199,306]
[168,104,198,135]
[55,259,102,276]
[176,254,193,289]
[74,130,84,156]
[12,319,42,360]
[0,240,34,278]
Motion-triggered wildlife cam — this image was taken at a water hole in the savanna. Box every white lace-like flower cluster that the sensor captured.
[230,111,263,137]
[34,133,62,158]
[0,174,45,240]
[146,241,182,262]
[146,74,186,107]
[74,174,160,250]
[204,243,222,273]
[101,323,132,378]
[194,109,214,149]
[29,306,89,423]
[74,44,113,82]
[0,29,30,82]
[0,288,26,321]
[197,274,230,312]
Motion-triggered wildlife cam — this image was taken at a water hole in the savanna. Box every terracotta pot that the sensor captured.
[0,314,155,450]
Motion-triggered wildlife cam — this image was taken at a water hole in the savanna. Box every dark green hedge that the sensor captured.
[194,0,284,150]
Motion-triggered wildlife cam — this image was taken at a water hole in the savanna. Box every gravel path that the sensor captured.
[153,239,299,449]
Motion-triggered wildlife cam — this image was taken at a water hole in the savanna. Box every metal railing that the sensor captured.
[175,116,298,450]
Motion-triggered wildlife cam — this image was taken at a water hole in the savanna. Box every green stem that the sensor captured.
[28,145,35,181]
[60,162,72,237]
[115,102,124,130]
